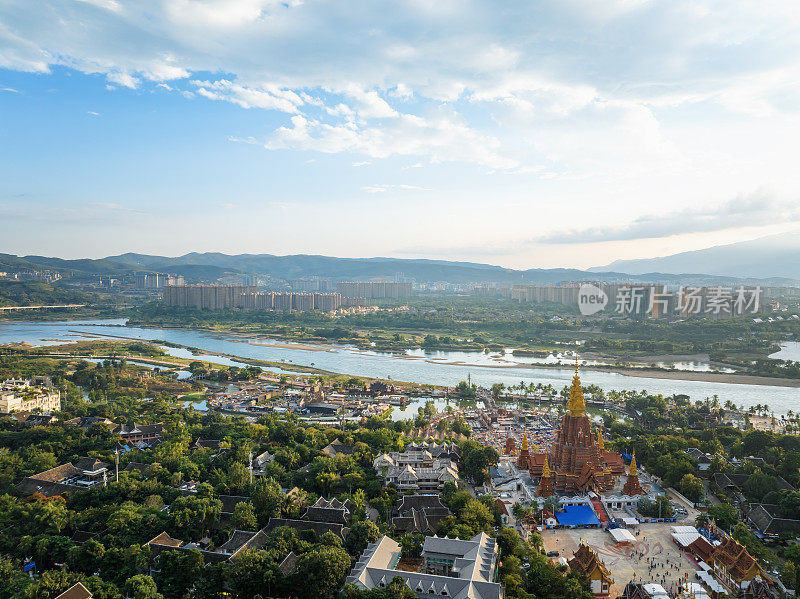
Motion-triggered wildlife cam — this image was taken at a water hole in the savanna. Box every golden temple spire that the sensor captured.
[542,453,551,478]
[629,450,638,477]
[521,433,528,452]
[596,428,604,450]
[566,354,587,417]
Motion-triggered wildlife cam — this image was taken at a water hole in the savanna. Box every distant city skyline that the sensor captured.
[2,1,800,269]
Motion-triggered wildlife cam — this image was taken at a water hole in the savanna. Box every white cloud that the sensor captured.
[363,184,431,193]
[352,161,371,167]
[74,0,122,13]
[106,70,139,89]
[534,190,800,244]
[265,111,517,169]
[1,87,19,92]
[87,110,100,116]
[192,79,301,112]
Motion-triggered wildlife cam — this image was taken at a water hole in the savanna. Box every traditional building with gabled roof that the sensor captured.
[346,533,503,599]
[17,457,110,497]
[54,583,92,599]
[375,448,460,493]
[321,438,354,458]
[568,541,614,596]
[709,536,762,591]
[304,497,354,524]
[392,494,451,534]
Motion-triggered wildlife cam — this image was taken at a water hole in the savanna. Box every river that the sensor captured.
[2,319,800,415]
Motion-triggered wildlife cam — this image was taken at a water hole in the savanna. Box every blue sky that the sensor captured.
[2,0,800,268]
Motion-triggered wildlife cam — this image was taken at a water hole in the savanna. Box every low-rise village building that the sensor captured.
[392,494,452,535]
[346,533,502,598]
[55,583,93,599]
[0,377,60,413]
[374,442,461,492]
[148,529,268,566]
[17,458,110,496]
[113,422,164,444]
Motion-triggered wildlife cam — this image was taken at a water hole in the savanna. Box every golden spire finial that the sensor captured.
[597,428,604,450]
[521,433,528,452]
[542,453,551,478]
[566,354,587,417]
[629,450,638,477]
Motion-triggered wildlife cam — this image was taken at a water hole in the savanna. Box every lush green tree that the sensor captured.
[637,495,673,518]
[233,501,258,530]
[294,545,351,598]
[168,495,222,538]
[345,520,380,556]
[679,473,704,503]
[125,575,163,599]
[154,549,205,599]
[708,502,739,529]
[742,472,780,503]
[228,549,278,599]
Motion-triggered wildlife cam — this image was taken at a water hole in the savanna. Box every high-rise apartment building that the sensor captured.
[337,281,412,299]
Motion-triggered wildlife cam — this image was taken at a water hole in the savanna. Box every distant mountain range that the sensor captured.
[2,248,797,286]
[592,232,800,279]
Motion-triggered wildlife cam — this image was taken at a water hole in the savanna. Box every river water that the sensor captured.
[2,319,800,415]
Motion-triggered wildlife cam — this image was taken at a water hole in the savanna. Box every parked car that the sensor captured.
[546,551,559,557]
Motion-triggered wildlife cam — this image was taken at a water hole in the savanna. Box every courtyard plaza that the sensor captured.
[541,522,699,598]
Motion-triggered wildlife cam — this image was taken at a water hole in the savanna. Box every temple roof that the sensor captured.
[569,543,613,583]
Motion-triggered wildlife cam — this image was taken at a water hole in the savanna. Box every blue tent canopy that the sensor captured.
[555,505,601,527]
[621,452,633,463]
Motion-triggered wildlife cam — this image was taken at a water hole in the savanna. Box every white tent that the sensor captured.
[642,583,669,599]
[621,517,639,527]
[609,528,636,544]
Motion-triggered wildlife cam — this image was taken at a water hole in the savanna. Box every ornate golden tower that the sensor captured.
[537,453,555,497]
[566,356,587,417]
[622,449,644,496]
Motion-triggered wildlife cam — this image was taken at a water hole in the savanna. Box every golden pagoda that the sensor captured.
[520,357,625,493]
[536,453,555,497]
[516,432,530,468]
[566,356,587,417]
[622,450,644,496]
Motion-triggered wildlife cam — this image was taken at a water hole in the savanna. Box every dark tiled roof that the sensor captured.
[395,494,447,515]
[279,551,298,575]
[74,457,108,472]
[749,503,800,535]
[262,517,347,540]
[219,495,250,515]
[322,438,355,458]
[123,462,150,475]
[30,463,82,482]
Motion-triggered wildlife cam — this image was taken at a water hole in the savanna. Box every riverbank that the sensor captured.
[602,367,800,388]
[113,323,800,388]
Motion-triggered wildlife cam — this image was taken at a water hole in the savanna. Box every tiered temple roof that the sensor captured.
[568,542,614,587]
[710,537,762,584]
[522,359,624,494]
